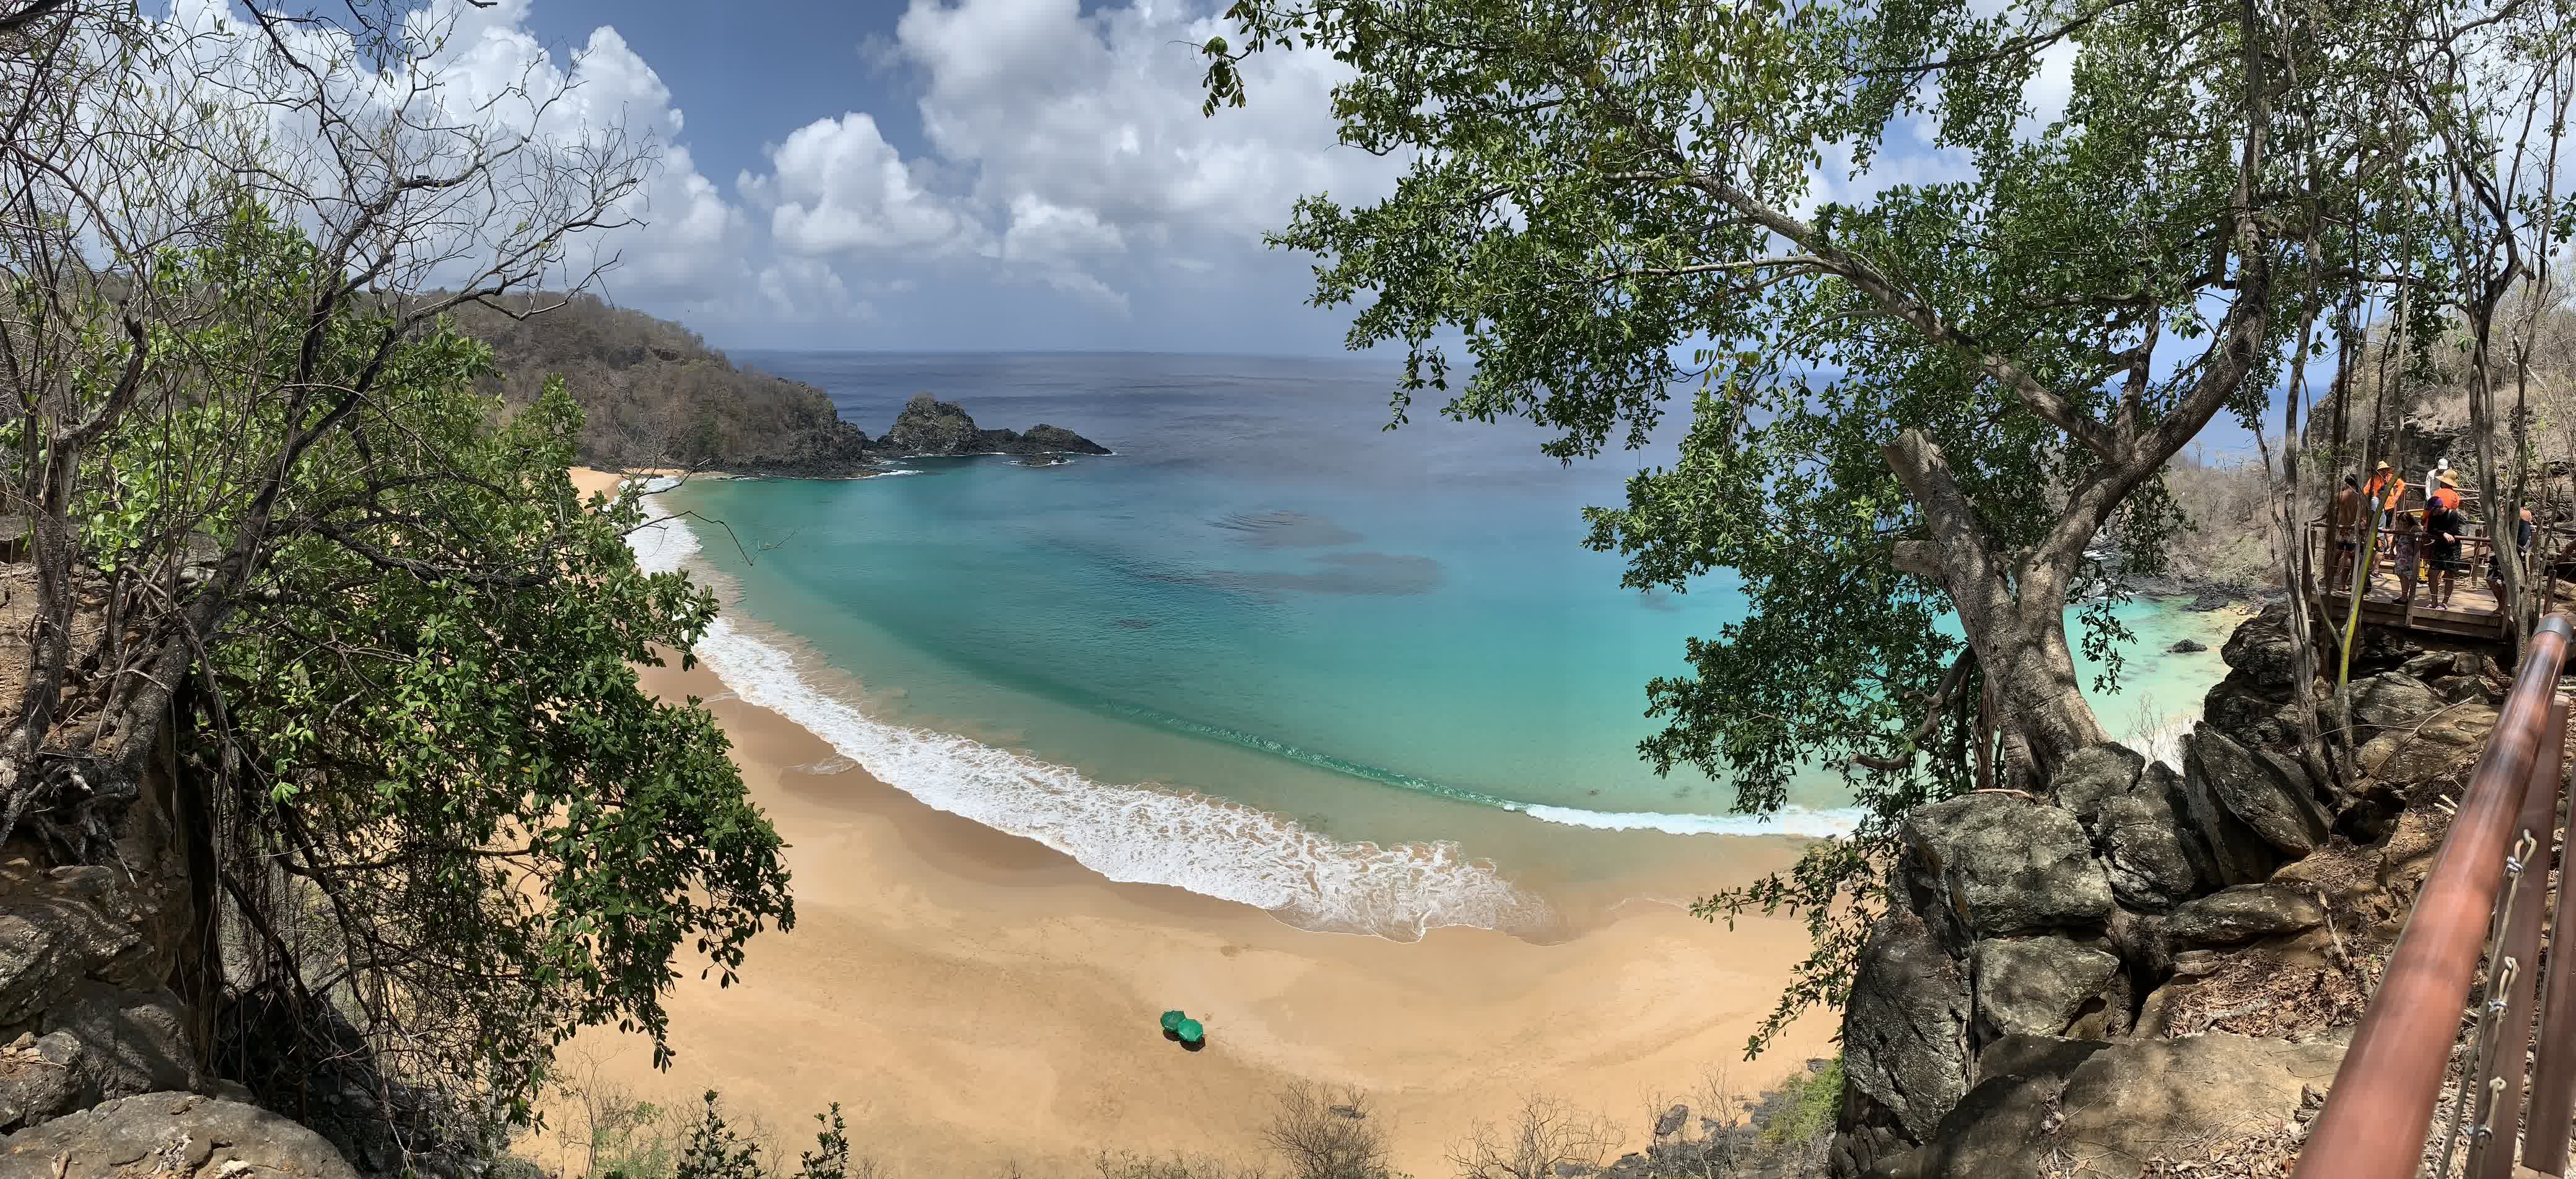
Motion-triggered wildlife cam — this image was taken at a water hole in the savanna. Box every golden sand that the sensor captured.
[549,468,1832,1177]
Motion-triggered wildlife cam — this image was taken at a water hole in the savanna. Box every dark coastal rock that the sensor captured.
[2183,588,2236,612]
[0,896,146,1029]
[1918,1033,2342,1179]
[1018,423,1111,455]
[872,394,1106,457]
[1899,794,2114,939]
[2051,742,2144,831]
[1,1091,359,1178]
[2163,883,2326,947]
[880,394,985,455]
[1969,936,2127,1042]
[2185,724,2328,859]
[2098,762,2218,912]
[2357,703,2496,785]
[2168,638,2209,654]
[1840,910,1971,1145]
[37,984,199,1106]
[2175,736,2280,887]
[2219,602,2300,690]
[2349,673,2445,733]
[1916,1035,2107,1179]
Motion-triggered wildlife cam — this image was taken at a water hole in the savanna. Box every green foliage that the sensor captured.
[593,1092,854,1179]
[674,1092,769,1179]
[92,203,793,1128]
[443,294,860,469]
[592,1098,680,1179]
[1758,1058,1843,1148]
[1200,0,2420,1054]
[1093,1154,1274,1179]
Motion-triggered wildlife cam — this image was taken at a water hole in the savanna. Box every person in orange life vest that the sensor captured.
[2363,460,2405,527]
[2425,474,2468,608]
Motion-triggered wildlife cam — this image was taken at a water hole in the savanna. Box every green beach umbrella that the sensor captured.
[1160,1009,1187,1033]
[1177,1019,1205,1045]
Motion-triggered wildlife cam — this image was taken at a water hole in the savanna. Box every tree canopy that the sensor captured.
[1201,0,2442,1050]
[0,1,794,1157]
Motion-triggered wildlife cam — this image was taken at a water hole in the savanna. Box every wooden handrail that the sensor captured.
[2525,690,2576,1175]
[2468,696,2567,1179]
[2291,613,2575,1179]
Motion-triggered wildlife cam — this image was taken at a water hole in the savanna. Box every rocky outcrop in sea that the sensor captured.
[714,393,1109,477]
[868,394,1111,460]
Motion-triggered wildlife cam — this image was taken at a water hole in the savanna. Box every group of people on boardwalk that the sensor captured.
[2331,460,2474,613]
[2328,455,2545,618]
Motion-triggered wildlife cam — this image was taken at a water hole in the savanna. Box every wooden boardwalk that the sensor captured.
[2305,518,2576,644]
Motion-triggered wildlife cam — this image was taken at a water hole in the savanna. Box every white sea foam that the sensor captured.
[627,489,1549,940]
[1519,802,1864,837]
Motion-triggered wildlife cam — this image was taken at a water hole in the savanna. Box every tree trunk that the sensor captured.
[1885,430,2109,786]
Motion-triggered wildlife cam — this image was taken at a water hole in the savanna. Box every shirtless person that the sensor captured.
[2331,475,2364,591]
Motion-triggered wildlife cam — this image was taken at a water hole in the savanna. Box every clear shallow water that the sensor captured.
[634,352,2240,938]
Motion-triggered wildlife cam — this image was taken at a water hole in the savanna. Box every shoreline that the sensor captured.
[554,467,1836,1176]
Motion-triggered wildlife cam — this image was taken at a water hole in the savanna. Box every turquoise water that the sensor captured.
[635,353,2239,937]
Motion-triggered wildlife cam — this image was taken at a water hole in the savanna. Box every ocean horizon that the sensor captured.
[625,351,2240,940]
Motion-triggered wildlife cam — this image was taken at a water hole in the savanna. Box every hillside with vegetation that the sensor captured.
[447,295,875,475]
[448,296,1109,474]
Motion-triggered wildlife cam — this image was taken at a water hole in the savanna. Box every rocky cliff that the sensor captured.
[453,297,1108,476]
[0,711,365,1177]
[1833,603,2512,1178]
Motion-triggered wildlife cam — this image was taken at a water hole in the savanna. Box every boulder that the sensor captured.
[1917,1035,2107,1179]
[1840,909,1971,1145]
[38,984,199,1104]
[2219,602,2302,691]
[2185,725,2329,858]
[1899,794,2114,940]
[2168,638,2209,654]
[2349,673,2446,732]
[2429,674,2494,704]
[1917,1033,2343,1178]
[2357,703,2496,786]
[2095,763,2217,911]
[0,1091,358,1178]
[2051,743,2144,830]
[2400,651,2468,680]
[1970,937,2128,1043]
[2163,883,2326,946]
[2201,681,2308,750]
[0,1032,82,1132]
[0,896,147,1028]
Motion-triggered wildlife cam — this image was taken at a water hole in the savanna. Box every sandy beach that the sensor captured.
[549,468,1833,1178]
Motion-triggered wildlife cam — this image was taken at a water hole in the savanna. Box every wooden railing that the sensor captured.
[2290,614,2576,1178]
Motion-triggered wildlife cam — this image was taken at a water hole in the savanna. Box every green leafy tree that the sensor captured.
[78,204,795,1136]
[1200,0,2424,1049]
[0,0,791,1149]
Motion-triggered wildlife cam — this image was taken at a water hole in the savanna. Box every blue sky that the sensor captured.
[232,0,2278,458]
[378,0,1396,355]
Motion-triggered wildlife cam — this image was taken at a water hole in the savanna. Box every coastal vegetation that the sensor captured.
[0,0,791,1162]
[522,1067,1842,1179]
[452,294,871,476]
[1197,0,2569,1063]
